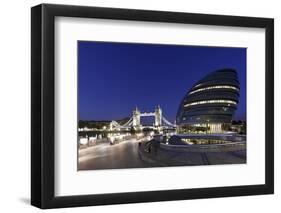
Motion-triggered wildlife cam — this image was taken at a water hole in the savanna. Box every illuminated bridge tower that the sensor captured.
[154,105,162,127]
[132,107,141,128]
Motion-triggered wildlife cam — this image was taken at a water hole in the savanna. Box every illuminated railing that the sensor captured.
[189,85,239,95]
[184,99,237,107]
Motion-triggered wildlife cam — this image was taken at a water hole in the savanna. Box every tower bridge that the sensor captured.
[109,106,176,130]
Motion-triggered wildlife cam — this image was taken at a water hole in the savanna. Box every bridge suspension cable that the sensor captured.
[111,117,133,129]
[120,117,133,127]
[162,116,176,127]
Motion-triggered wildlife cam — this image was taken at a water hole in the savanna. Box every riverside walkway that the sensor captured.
[138,140,246,167]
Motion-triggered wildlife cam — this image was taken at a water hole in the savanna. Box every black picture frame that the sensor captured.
[31,3,274,209]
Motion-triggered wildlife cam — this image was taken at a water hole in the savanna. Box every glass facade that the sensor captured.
[176,69,240,133]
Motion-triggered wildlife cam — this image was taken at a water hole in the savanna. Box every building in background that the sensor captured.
[176,69,240,134]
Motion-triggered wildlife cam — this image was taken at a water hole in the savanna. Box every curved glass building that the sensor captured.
[176,68,240,133]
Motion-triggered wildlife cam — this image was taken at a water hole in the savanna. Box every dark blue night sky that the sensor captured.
[78,41,246,122]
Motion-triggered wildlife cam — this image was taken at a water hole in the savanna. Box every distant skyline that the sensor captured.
[78,41,246,122]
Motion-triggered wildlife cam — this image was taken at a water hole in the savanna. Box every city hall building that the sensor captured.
[176,69,240,134]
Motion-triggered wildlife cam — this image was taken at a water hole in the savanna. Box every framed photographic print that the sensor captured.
[31,4,274,209]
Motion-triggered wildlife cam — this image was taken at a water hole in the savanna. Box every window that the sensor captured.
[189,85,239,95]
[184,99,237,107]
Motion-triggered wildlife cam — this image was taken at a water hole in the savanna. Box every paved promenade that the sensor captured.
[78,138,149,170]
[138,140,246,166]
[78,137,246,171]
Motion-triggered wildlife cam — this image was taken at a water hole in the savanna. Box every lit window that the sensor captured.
[188,85,239,95]
[184,99,237,107]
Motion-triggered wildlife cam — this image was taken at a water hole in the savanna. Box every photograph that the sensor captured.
[77,41,247,170]
[29,2,274,209]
